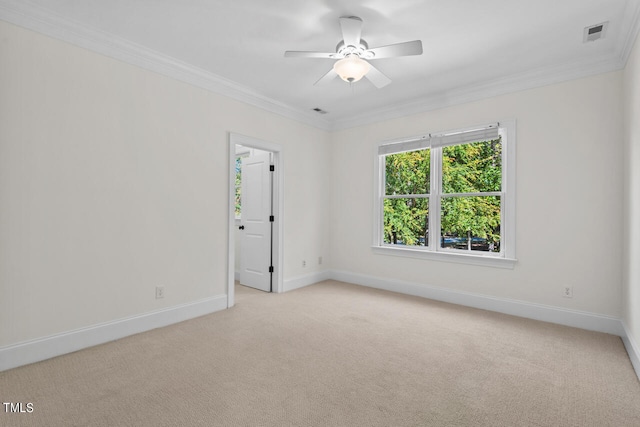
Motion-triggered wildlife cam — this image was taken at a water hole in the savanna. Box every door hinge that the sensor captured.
[269,215,274,222]
[268,266,274,273]
[270,165,275,172]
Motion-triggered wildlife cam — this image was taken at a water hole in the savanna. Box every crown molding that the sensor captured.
[329,52,625,131]
[0,0,332,131]
[619,0,640,66]
[1,0,638,132]
[331,0,640,132]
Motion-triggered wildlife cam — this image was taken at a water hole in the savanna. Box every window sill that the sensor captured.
[371,245,517,269]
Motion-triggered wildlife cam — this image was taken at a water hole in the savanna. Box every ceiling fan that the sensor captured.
[284,16,423,88]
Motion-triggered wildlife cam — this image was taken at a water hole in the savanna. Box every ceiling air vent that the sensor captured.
[583,22,608,42]
[312,107,328,115]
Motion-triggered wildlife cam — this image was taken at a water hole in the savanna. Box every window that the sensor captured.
[235,156,242,219]
[374,120,516,267]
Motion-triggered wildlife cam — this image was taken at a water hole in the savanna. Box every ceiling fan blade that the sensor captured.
[284,51,336,58]
[365,64,391,88]
[366,40,423,59]
[339,16,363,47]
[314,68,338,86]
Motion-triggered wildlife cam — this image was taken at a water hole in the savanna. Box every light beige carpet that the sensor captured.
[1,280,640,426]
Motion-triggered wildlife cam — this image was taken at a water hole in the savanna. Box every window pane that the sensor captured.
[385,149,430,195]
[440,196,500,252]
[383,198,428,246]
[442,138,501,193]
[235,157,242,217]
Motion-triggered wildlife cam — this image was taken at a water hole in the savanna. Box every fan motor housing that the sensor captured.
[335,40,373,59]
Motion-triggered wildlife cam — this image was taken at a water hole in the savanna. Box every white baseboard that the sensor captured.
[295,270,637,381]
[283,270,332,292]
[622,322,640,379]
[330,270,637,381]
[0,295,227,372]
[330,270,625,336]
[2,270,635,379]
[282,269,625,337]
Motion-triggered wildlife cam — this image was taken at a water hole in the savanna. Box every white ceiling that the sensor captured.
[1,0,639,130]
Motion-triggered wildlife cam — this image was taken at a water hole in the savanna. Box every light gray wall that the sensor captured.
[623,30,640,353]
[329,71,624,316]
[0,17,636,356]
[0,21,331,347]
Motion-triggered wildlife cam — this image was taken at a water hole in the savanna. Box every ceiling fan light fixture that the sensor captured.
[333,54,371,83]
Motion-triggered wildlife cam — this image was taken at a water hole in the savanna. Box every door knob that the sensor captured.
[239,225,245,230]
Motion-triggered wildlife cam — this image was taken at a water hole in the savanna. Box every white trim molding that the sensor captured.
[372,246,517,269]
[280,269,625,337]
[329,54,626,130]
[0,295,227,372]
[279,270,639,381]
[1,0,639,132]
[283,270,333,293]
[228,133,284,307]
[2,272,637,381]
[0,0,331,131]
[621,322,640,380]
[329,270,624,336]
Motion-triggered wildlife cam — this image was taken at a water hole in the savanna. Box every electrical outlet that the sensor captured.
[562,286,573,298]
[302,260,306,268]
[318,256,323,265]
[156,286,165,299]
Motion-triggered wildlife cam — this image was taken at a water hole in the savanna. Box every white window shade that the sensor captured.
[430,124,499,148]
[378,136,430,156]
[378,124,499,155]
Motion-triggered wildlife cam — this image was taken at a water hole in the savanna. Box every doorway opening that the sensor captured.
[227,133,283,308]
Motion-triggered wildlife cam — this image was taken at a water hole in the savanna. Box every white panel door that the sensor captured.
[239,153,272,292]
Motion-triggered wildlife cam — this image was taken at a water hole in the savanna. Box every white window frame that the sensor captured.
[372,119,516,269]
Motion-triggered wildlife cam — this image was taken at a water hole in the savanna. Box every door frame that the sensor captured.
[227,133,284,308]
